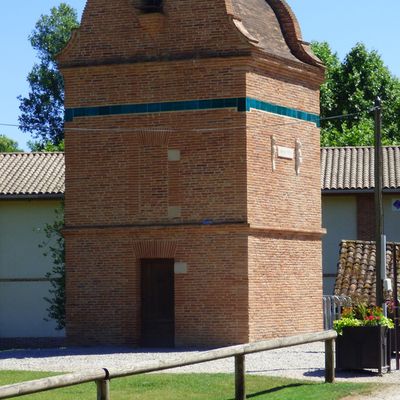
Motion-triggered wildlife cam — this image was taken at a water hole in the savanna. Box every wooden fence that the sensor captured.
[323,295,352,330]
[0,330,337,400]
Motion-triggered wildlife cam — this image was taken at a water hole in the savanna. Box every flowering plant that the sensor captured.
[333,303,394,335]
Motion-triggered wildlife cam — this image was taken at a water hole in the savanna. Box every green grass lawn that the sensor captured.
[0,371,378,400]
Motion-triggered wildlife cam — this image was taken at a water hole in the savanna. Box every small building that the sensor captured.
[58,0,325,347]
[321,146,400,294]
[0,152,65,348]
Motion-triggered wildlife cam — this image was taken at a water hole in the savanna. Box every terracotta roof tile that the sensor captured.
[334,240,400,305]
[321,146,400,191]
[0,152,64,196]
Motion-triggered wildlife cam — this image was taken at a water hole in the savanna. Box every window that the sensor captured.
[140,0,163,13]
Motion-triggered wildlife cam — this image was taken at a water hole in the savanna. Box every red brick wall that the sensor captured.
[246,64,321,113]
[246,111,321,230]
[245,62,321,231]
[248,235,323,341]
[62,61,247,108]
[64,60,248,228]
[65,232,139,345]
[244,62,323,341]
[65,227,249,346]
[64,114,248,227]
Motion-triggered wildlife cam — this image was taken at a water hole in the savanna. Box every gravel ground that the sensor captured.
[1,342,400,398]
[0,342,400,382]
[352,386,400,400]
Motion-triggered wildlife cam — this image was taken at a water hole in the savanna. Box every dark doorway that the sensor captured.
[141,259,175,347]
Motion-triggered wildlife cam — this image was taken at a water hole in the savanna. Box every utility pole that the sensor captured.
[374,97,384,308]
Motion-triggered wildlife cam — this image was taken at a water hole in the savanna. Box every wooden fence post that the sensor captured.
[325,339,335,383]
[96,379,110,400]
[235,354,245,400]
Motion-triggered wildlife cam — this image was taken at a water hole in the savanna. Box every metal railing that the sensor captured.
[323,295,352,330]
[0,330,337,400]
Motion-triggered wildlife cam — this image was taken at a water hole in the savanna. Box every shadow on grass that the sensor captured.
[304,368,385,379]
[248,367,317,375]
[226,383,305,399]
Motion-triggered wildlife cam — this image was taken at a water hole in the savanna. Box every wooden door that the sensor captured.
[141,259,175,347]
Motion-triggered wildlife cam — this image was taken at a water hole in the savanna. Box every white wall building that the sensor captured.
[321,147,400,294]
[0,152,64,348]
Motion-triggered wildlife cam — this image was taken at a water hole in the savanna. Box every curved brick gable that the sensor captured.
[265,0,323,67]
[58,0,251,67]
[229,0,311,65]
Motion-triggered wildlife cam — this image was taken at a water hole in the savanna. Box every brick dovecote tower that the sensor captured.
[58,0,325,347]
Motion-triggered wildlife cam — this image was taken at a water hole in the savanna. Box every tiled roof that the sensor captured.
[321,146,400,191]
[334,240,400,305]
[0,152,64,197]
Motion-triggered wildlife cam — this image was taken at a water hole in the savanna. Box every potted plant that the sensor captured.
[334,303,394,374]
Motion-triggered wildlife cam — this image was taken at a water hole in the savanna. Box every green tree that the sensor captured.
[18,3,79,150]
[28,139,65,152]
[312,42,400,146]
[0,134,22,152]
[310,41,341,119]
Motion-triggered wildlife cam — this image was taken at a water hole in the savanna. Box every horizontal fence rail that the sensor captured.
[0,330,337,400]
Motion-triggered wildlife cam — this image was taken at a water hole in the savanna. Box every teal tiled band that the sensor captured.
[246,98,320,126]
[65,97,320,126]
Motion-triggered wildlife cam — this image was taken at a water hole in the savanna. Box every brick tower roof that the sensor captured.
[230,0,323,67]
[58,0,323,71]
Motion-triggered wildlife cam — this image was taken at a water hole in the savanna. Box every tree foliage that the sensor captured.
[19,4,79,150]
[0,135,22,152]
[312,42,400,146]
[39,206,65,330]
[28,139,65,152]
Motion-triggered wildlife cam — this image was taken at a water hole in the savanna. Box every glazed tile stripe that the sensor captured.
[65,97,320,126]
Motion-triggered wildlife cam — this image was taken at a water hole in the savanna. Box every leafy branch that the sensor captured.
[39,205,65,330]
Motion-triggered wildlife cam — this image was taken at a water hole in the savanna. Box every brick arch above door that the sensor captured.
[133,240,178,258]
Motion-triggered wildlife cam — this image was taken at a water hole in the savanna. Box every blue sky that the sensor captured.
[0,1,399,150]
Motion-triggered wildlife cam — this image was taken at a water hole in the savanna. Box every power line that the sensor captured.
[320,107,377,122]
[321,111,363,122]
[0,123,19,128]
[0,108,373,133]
